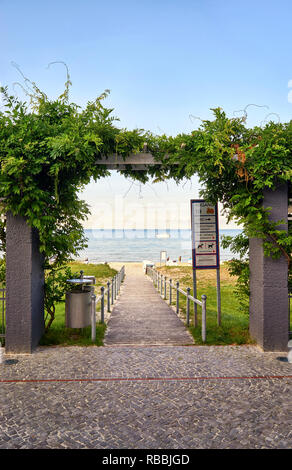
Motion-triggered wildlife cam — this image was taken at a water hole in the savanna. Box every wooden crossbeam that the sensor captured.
[95,152,162,169]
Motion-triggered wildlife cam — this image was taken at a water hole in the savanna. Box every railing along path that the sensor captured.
[90,266,125,342]
[146,266,207,342]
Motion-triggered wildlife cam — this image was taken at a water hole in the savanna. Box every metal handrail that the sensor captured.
[90,265,125,342]
[146,266,207,342]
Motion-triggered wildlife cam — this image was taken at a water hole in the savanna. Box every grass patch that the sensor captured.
[39,320,107,347]
[157,264,255,345]
[39,262,117,347]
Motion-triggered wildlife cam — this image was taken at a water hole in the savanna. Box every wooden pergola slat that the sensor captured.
[95,152,162,169]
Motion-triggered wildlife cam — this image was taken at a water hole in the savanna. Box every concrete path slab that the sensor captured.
[104,264,194,346]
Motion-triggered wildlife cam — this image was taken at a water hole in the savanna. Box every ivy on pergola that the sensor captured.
[0,77,291,325]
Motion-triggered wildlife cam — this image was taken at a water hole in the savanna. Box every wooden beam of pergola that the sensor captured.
[95,152,163,169]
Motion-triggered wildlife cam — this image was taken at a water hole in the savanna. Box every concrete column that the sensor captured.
[5,213,45,354]
[249,183,289,351]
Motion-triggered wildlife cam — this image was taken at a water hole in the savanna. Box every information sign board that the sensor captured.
[191,200,220,269]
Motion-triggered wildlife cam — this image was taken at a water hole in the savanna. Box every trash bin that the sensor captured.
[65,273,95,328]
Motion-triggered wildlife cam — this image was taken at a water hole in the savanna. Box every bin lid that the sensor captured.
[82,275,96,284]
[66,278,94,285]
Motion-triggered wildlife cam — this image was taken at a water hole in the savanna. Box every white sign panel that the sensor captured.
[191,200,220,269]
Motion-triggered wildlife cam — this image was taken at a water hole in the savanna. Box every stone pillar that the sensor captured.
[249,183,289,351]
[5,213,45,354]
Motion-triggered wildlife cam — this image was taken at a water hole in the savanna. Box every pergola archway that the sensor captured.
[4,153,289,354]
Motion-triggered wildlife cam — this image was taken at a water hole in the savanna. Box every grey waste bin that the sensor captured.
[65,275,95,328]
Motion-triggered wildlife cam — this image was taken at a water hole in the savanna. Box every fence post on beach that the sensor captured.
[164,277,167,300]
[101,287,105,323]
[107,281,111,312]
[176,281,179,314]
[111,278,114,305]
[169,279,172,305]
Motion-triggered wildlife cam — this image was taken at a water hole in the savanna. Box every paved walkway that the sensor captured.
[0,264,291,449]
[104,264,193,346]
[0,345,291,449]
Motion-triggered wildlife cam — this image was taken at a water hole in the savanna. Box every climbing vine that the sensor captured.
[0,70,291,324]
[145,110,292,308]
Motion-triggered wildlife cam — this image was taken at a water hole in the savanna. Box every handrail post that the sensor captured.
[91,293,96,342]
[164,276,167,300]
[107,281,111,312]
[160,274,163,295]
[169,279,172,305]
[111,278,114,305]
[101,286,105,323]
[176,281,179,314]
[201,294,207,342]
[186,288,191,326]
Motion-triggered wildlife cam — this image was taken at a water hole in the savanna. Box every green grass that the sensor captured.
[39,262,117,347]
[187,284,253,345]
[57,261,118,288]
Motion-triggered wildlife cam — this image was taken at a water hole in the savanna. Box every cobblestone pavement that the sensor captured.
[0,345,291,449]
[104,264,194,345]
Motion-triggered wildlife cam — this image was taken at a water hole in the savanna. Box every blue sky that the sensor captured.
[1,0,292,228]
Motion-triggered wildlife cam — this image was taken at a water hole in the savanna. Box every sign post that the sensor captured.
[191,200,221,326]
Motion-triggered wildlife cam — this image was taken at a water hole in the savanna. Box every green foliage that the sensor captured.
[221,234,250,312]
[0,257,5,286]
[0,72,149,327]
[150,110,292,309]
[0,71,291,325]
[224,258,250,313]
[44,266,77,330]
[289,184,292,292]
[155,110,291,262]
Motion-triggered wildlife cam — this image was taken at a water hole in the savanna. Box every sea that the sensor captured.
[77,229,243,263]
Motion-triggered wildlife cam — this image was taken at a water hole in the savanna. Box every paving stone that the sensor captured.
[0,344,291,449]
